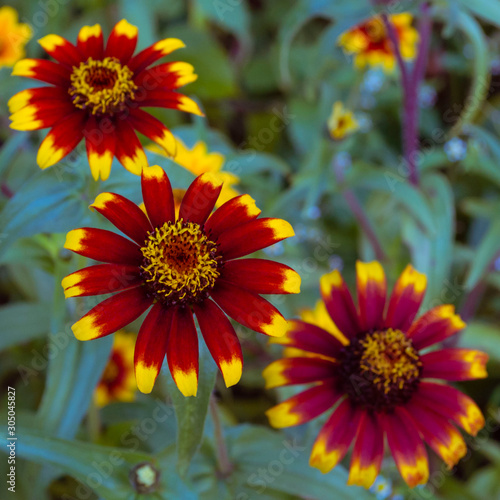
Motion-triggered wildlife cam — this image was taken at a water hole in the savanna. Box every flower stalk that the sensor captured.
[209,394,233,478]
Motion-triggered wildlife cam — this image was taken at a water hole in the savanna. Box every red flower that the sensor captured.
[62,166,300,396]
[264,262,488,488]
[9,20,203,180]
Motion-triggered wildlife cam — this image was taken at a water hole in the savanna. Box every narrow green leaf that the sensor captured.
[455,0,500,29]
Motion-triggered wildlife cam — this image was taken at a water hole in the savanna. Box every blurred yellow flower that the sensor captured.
[95,331,136,407]
[327,102,359,140]
[338,13,419,72]
[149,137,239,207]
[0,6,32,68]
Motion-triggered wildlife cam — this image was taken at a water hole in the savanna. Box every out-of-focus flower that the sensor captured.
[370,476,392,499]
[9,20,203,180]
[361,69,385,93]
[328,102,359,140]
[149,138,239,207]
[62,167,300,396]
[265,261,487,488]
[444,137,467,162]
[418,84,437,108]
[338,14,419,72]
[95,331,136,407]
[0,7,32,68]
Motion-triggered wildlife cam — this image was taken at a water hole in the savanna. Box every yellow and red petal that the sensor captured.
[310,399,361,473]
[105,19,138,63]
[414,382,485,436]
[114,120,148,175]
[135,303,173,394]
[62,264,142,298]
[77,24,104,59]
[8,87,69,114]
[84,115,116,181]
[38,34,82,66]
[136,62,198,91]
[406,401,467,468]
[421,349,488,381]
[381,407,429,487]
[204,194,261,239]
[167,306,199,397]
[128,109,176,157]
[320,270,360,339]
[348,412,384,489]
[141,164,175,227]
[266,382,342,428]
[194,299,243,388]
[10,101,75,131]
[269,320,344,358]
[178,173,223,225]
[12,58,71,87]
[64,228,143,265]
[128,38,186,74]
[72,288,153,341]
[356,261,386,331]
[384,264,427,331]
[407,304,466,350]
[263,357,336,389]
[211,280,287,337]
[90,192,152,246]
[221,259,300,295]
[217,218,294,260]
[36,112,86,169]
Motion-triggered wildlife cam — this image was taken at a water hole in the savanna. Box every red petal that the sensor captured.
[210,280,287,337]
[310,399,361,473]
[114,120,148,175]
[128,38,186,74]
[266,382,342,428]
[10,100,75,131]
[167,307,199,397]
[135,304,174,394]
[356,261,386,331]
[194,299,243,388]
[141,164,175,227]
[348,412,384,488]
[90,192,152,246]
[384,264,427,332]
[38,34,82,66]
[178,173,223,225]
[221,259,300,295]
[135,63,198,91]
[381,407,429,487]
[72,288,153,341]
[217,218,294,260]
[12,58,71,87]
[8,87,68,114]
[105,19,138,63]
[407,304,466,350]
[263,356,336,389]
[84,116,116,181]
[62,264,142,298]
[204,194,261,240]
[320,270,360,339]
[422,348,488,381]
[77,24,104,59]
[64,228,143,265]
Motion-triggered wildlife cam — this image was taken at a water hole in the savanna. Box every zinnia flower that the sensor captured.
[327,102,359,140]
[95,331,136,407]
[0,6,32,68]
[338,14,419,71]
[149,137,239,207]
[9,20,203,180]
[62,166,299,396]
[264,262,488,488]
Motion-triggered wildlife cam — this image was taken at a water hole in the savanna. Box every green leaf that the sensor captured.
[455,0,500,29]
[164,340,218,476]
[0,302,51,350]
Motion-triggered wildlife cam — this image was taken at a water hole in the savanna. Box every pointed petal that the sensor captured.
[178,173,222,225]
[128,109,176,156]
[8,87,67,114]
[12,58,71,86]
[135,304,174,394]
[105,19,138,63]
[421,348,488,381]
[128,38,186,73]
[64,228,143,265]
[211,280,287,337]
[10,100,74,130]
[356,261,386,331]
[84,116,116,181]
[38,34,82,66]
[136,63,199,91]
[141,164,175,227]
[77,24,104,59]
[72,288,153,341]
[384,264,427,331]
[62,264,142,298]
[167,306,199,397]
[114,120,148,175]
[90,192,152,245]
[194,299,243,388]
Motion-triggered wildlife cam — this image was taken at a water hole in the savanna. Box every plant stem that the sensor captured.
[209,394,233,478]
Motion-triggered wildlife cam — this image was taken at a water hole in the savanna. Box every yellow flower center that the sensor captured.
[140,220,220,305]
[338,328,422,411]
[102,358,120,384]
[69,57,137,115]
